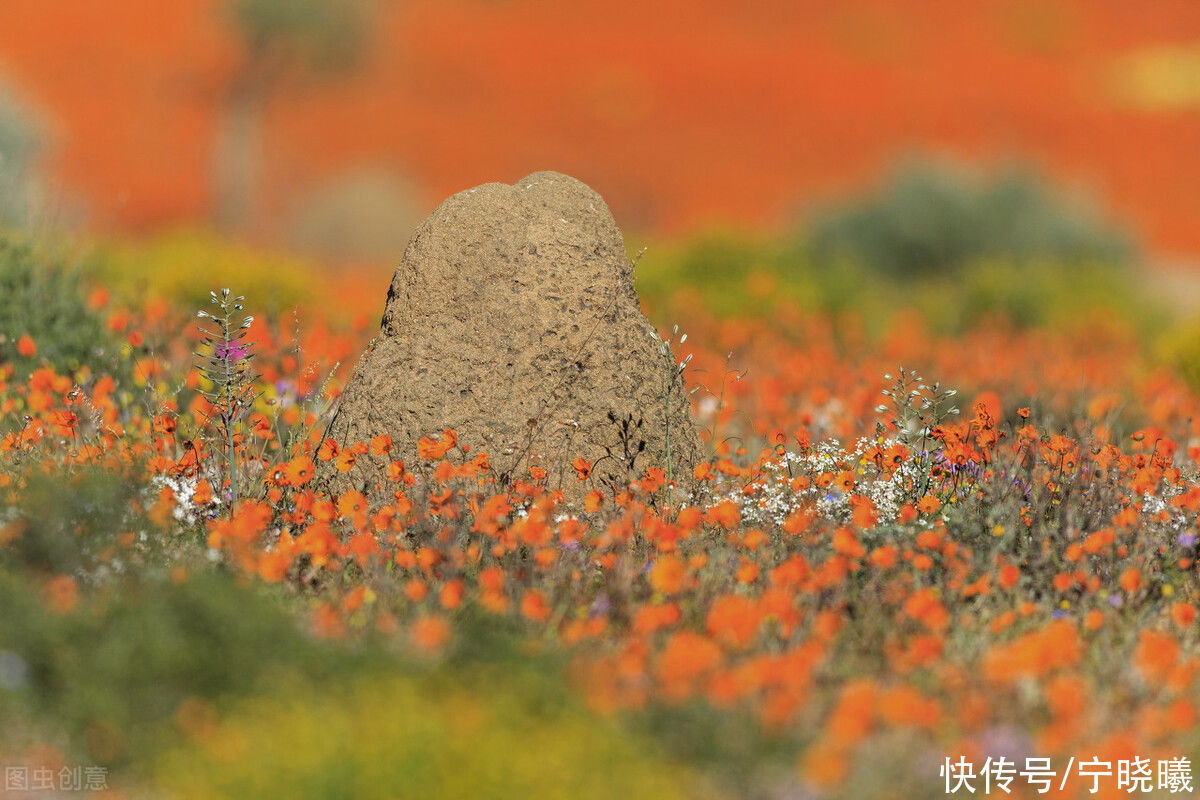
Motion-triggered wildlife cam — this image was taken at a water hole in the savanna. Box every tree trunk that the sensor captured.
[212,65,267,234]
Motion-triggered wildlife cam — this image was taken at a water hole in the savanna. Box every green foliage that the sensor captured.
[229,0,373,73]
[634,230,867,321]
[634,229,1156,338]
[0,564,703,797]
[904,258,1161,334]
[806,159,1134,278]
[629,700,794,796]
[154,668,701,800]
[0,83,42,228]
[0,568,351,766]
[89,231,317,316]
[0,467,158,575]
[1158,317,1200,394]
[0,235,119,377]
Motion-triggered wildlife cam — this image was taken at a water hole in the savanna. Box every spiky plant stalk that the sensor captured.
[196,289,259,514]
[658,324,694,496]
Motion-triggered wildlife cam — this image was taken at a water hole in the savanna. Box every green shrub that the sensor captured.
[806,159,1134,279]
[634,231,872,323]
[0,235,119,377]
[908,258,1163,334]
[90,230,319,316]
[0,83,42,229]
[1159,317,1200,393]
[0,563,707,796]
[633,229,1154,338]
[153,668,701,800]
[0,567,351,766]
[0,467,159,575]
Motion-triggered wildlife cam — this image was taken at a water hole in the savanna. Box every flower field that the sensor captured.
[2,231,1199,798]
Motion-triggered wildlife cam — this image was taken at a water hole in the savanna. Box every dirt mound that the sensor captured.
[321,170,701,502]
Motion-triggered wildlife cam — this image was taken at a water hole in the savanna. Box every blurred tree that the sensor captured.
[806,159,1134,278]
[215,0,377,232]
[0,80,44,229]
[286,166,422,262]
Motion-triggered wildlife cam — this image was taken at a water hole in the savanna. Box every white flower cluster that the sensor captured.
[149,474,220,526]
[1140,490,1190,534]
[709,436,929,529]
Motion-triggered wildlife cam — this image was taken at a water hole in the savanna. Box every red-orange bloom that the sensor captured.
[16,334,36,358]
[411,615,451,653]
[649,555,687,595]
[520,590,552,622]
[284,455,315,486]
[706,594,762,649]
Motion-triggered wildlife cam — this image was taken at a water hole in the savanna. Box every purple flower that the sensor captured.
[976,725,1033,766]
[1177,533,1196,548]
[590,594,611,617]
[214,342,250,362]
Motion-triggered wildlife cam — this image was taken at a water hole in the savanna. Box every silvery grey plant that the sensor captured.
[195,288,259,513]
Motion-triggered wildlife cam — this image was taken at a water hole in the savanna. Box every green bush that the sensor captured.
[1159,317,1200,393]
[806,160,1133,279]
[633,229,1154,338]
[0,567,352,766]
[634,230,871,323]
[0,235,120,377]
[90,230,320,317]
[0,564,707,797]
[153,669,702,800]
[0,467,160,575]
[0,83,42,229]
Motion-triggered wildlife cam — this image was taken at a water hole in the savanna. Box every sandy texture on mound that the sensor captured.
[320,171,701,502]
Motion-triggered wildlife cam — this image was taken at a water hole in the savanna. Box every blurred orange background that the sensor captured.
[0,0,1198,256]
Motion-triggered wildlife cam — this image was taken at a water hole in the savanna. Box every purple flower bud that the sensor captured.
[214,342,250,362]
[590,594,611,617]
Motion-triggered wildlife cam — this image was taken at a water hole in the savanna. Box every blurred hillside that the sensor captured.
[0,0,1198,255]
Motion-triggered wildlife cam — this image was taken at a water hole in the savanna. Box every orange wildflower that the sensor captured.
[1134,630,1180,682]
[572,457,591,480]
[707,500,740,529]
[831,526,865,559]
[283,455,315,486]
[257,552,291,583]
[1119,567,1142,594]
[649,555,687,595]
[706,594,761,649]
[655,631,721,700]
[417,429,457,460]
[337,490,368,526]
[410,615,450,653]
[916,494,941,514]
[1171,602,1197,628]
[520,590,551,622]
[42,575,77,614]
[316,438,339,462]
[439,579,464,610]
[348,531,380,564]
[333,450,357,473]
